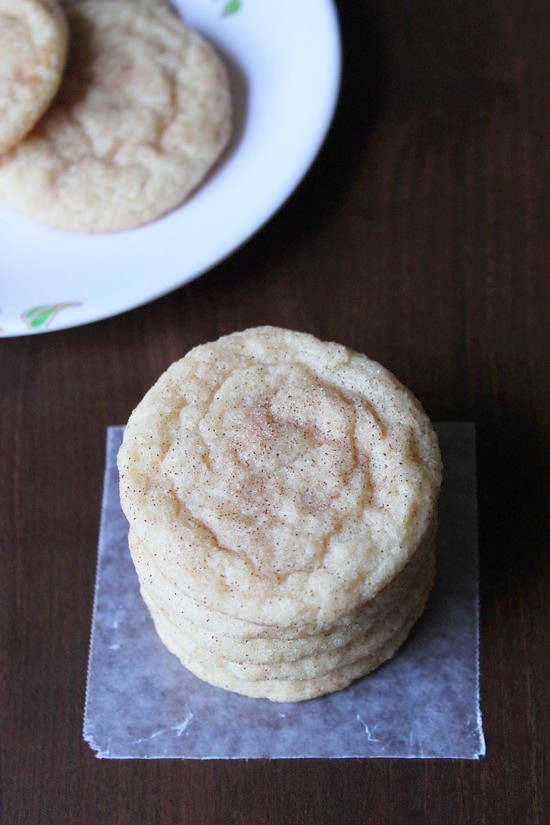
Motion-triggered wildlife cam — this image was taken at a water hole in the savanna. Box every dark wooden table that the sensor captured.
[2,1,548,822]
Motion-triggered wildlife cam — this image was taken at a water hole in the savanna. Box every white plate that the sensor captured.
[0,0,340,337]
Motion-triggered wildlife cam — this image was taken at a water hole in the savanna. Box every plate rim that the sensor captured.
[0,0,342,337]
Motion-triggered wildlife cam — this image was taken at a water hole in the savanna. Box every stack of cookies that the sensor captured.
[118,328,442,702]
[0,0,231,231]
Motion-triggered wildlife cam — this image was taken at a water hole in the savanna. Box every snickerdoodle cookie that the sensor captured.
[118,328,442,700]
[0,0,231,231]
[0,0,67,153]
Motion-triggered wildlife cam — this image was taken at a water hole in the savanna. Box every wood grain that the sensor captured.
[1,1,548,823]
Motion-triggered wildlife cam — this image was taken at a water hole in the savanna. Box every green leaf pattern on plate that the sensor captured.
[222,0,241,16]
[22,302,81,330]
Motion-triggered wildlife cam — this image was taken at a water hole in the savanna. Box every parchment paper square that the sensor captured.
[83,423,484,759]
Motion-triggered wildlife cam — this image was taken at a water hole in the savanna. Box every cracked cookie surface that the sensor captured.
[0,0,231,231]
[0,0,67,153]
[118,327,442,630]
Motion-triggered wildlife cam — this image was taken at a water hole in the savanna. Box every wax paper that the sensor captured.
[83,423,485,759]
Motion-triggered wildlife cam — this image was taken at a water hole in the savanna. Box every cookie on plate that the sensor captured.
[118,328,442,701]
[0,0,231,232]
[0,0,68,154]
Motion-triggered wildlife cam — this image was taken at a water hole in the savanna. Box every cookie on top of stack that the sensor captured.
[0,0,231,232]
[118,327,442,702]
